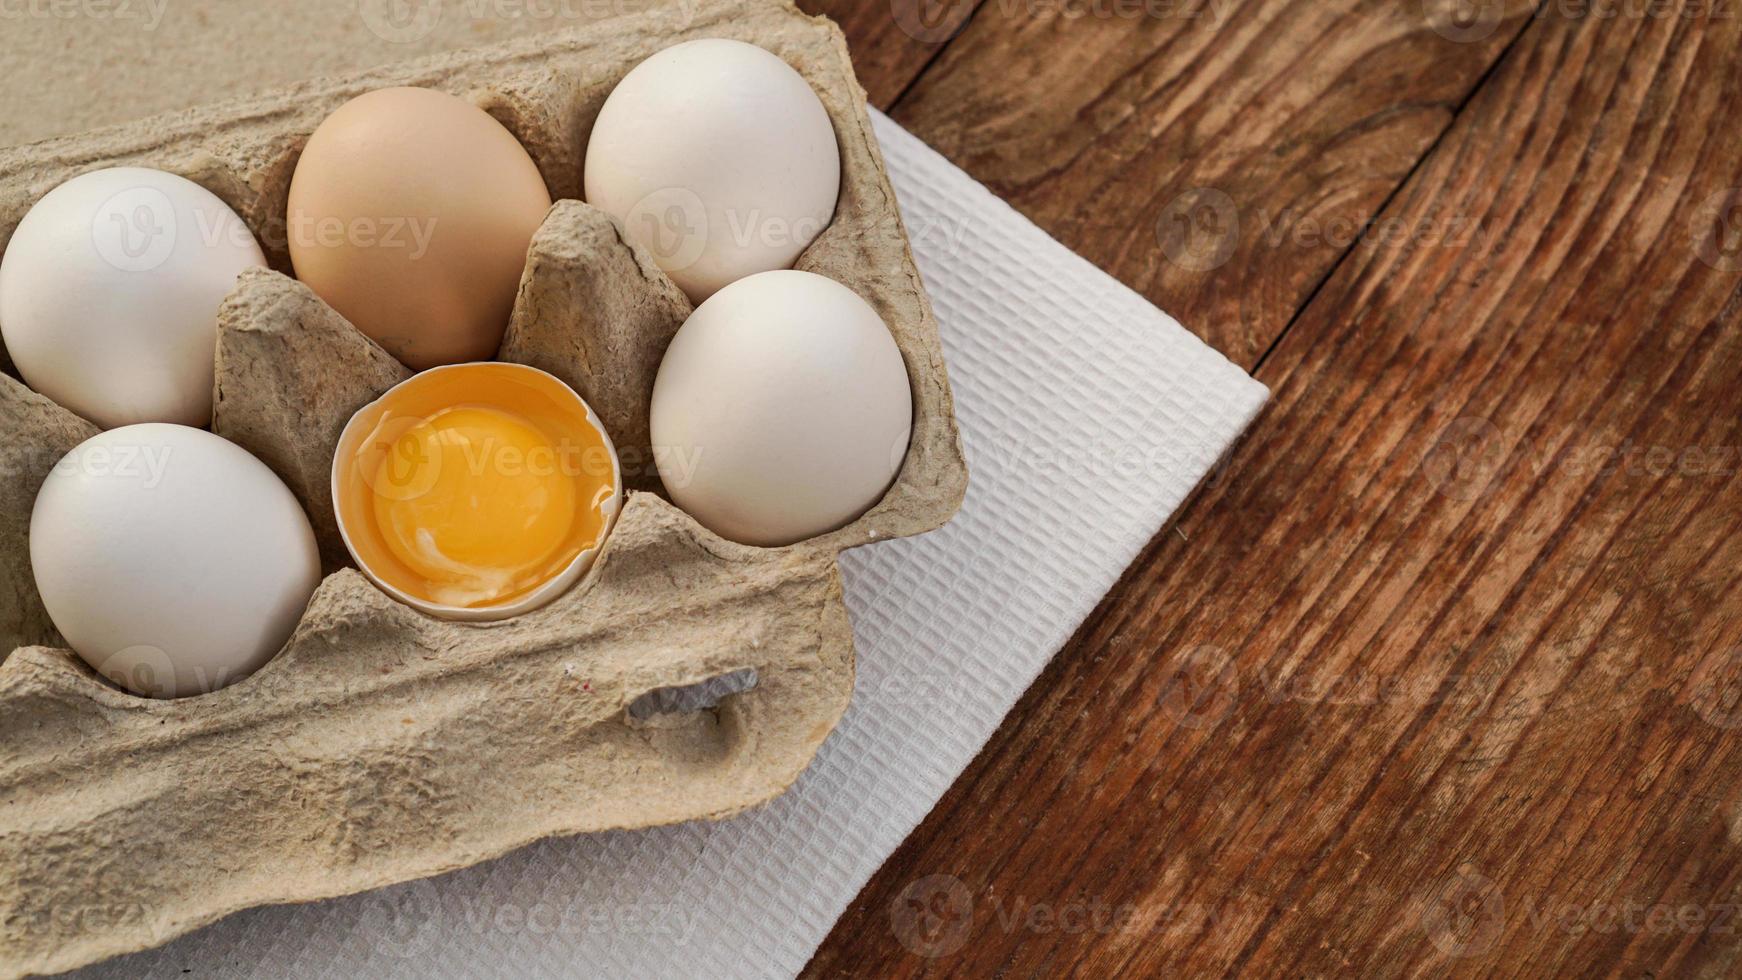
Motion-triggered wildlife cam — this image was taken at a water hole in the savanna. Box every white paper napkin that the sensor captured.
[75,110,1268,980]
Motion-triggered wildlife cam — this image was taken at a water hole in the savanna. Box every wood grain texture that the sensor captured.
[808,1,1742,976]
[798,0,985,108]
[886,0,1537,367]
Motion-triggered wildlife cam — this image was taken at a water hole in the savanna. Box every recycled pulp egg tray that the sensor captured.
[0,2,968,975]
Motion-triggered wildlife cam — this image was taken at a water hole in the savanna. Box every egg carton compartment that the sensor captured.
[0,1,968,976]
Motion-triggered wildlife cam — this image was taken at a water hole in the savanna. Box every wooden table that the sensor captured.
[796,1,1742,975]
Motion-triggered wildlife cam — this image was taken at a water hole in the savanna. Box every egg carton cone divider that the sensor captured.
[0,2,968,976]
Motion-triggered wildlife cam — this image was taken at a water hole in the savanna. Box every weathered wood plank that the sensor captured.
[808,1,1742,976]
[799,0,984,108]
[886,0,1537,365]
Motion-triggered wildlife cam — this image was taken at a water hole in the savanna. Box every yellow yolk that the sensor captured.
[334,363,618,614]
[371,407,578,607]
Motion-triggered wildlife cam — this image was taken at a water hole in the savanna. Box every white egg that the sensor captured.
[0,167,267,429]
[584,38,841,303]
[650,270,912,547]
[29,424,320,699]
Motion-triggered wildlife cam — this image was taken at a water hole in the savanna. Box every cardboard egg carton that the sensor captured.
[0,2,968,975]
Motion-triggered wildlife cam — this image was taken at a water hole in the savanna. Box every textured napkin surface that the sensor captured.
[72,111,1268,979]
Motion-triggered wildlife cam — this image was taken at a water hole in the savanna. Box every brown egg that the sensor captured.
[287,87,552,369]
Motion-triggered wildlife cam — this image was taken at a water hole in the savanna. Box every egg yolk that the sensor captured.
[371,407,579,607]
[336,364,617,612]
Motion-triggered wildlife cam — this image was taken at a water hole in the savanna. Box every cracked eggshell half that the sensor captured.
[331,362,622,622]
